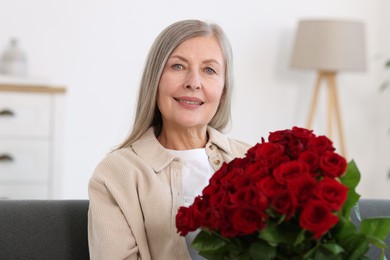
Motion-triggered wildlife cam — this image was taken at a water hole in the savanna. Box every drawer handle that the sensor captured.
[0,154,14,162]
[0,109,15,117]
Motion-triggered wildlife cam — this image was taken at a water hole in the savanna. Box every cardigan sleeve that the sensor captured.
[88,178,141,260]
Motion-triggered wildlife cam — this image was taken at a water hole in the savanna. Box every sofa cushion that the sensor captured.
[0,200,89,260]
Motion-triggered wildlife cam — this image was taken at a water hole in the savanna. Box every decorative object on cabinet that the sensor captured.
[0,38,28,77]
[290,19,366,157]
[0,82,66,199]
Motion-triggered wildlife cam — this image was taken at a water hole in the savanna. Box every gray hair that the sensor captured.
[118,19,234,149]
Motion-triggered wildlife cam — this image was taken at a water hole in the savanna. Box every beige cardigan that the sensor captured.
[88,127,250,260]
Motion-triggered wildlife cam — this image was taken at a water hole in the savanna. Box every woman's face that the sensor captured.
[157,36,225,131]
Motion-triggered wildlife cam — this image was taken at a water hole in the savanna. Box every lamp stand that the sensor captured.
[306,71,347,157]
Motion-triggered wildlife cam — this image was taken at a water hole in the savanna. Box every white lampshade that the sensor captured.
[290,19,366,72]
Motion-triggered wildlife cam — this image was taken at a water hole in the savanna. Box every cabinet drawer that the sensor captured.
[0,92,51,136]
[0,184,49,199]
[0,140,50,181]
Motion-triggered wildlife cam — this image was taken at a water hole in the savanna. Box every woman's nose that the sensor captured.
[185,70,201,90]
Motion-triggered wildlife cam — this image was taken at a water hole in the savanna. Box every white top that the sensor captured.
[167,148,215,260]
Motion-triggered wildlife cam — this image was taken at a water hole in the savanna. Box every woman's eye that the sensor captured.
[205,67,216,75]
[172,64,183,70]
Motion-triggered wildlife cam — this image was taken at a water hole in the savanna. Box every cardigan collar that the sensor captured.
[131,126,232,173]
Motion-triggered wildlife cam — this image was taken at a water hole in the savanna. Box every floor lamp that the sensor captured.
[290,19,366,157]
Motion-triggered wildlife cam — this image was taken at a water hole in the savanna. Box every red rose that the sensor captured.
[299,199,339,238]
[320,152,347,178]
[291,126,315,141]
[315,177,348,210]
[218,207,238,237]
[269,127,314,159]
[286,138,306,159]
[246,143,261,160]
[202,182,216,198]
[176,206,199,236]
[200,208,222,231]
[230,186,259,206]
[267,155,291,172]
[230,186,269,211]
[245,161,270,181]
[271,190,297,219]
[253,142,285,160]
[231,157,251,168]
[307,135,335,155]
[191,195,210,224]
[209,162,228,184]
[204,185,228,209]
[287,175,317,208]
[273,161,310,184]
[256,191,270,211]
[256,176,285,198]
[268,129,293,146]
[215,167,244,192]
[298,150,320,173]
[247,142,290,171]
[234,172,265,191]
[229,205,266,236]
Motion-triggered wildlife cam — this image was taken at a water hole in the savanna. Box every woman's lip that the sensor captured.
[174,97,204,105]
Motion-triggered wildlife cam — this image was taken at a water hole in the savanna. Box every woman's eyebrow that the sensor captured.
[168,55,188,62]
[169,55,222,66]
[203,59,222,66]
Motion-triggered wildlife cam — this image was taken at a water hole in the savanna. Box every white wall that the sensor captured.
[0,0,388,199]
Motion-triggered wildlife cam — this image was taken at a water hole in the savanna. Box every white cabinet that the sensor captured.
[0,84,66,199]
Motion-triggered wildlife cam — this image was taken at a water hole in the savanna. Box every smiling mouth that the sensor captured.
[174,98,204,105]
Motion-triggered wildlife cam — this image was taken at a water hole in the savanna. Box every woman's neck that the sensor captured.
[157,125,208,150]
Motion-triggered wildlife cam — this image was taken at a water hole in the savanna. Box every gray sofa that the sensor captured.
[0,199,389,260]
[0,200,89,260]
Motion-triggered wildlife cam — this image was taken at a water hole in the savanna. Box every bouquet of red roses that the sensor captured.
[176,127,390,259]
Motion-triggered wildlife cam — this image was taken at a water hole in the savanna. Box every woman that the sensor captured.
[88,19,251,260]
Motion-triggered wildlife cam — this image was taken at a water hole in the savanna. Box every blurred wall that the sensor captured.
[0,0,388,199]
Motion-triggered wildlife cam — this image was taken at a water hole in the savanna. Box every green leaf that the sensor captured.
[198,251,225,260]
[340,160,360,188]
[366,236,387,249]
[192,231,228,254]
[321,243,345,255]
[332,215,358,241]
[258,222,304,245]
[249,239,277,259]
[340,160,361,219]
[225,237,245,256]
[339,234,370,260]
[314,246,343,260]
[239,255,251,260]
[232,253,250,260]
[360,217,390,247]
